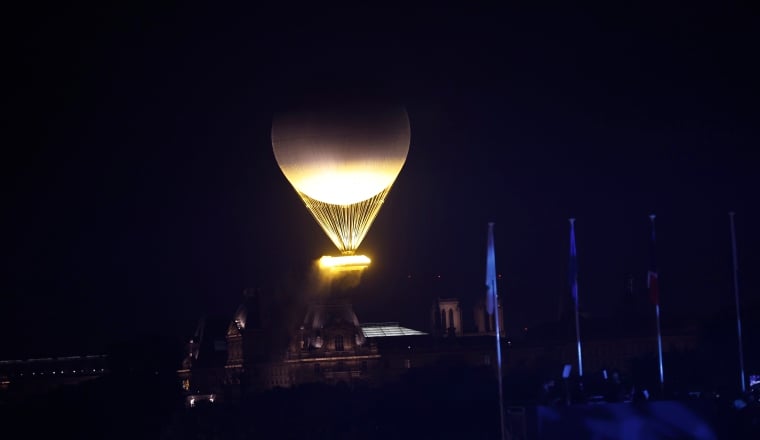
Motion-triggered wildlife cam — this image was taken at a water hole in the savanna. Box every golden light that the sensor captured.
[319,255,371,271]
[272,101,410,256]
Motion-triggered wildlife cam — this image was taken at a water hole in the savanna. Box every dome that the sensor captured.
[302,303,361,330]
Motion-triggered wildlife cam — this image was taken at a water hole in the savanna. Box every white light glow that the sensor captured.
[279,166,406,206]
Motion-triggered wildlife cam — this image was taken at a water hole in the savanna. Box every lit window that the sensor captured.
[334,335,344,351]
[182,379,190,391]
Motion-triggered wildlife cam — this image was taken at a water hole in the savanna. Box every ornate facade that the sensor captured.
[178,288,507,404]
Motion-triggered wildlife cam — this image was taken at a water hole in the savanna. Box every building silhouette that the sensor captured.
[177,287,507,404]
[177,285,699,405]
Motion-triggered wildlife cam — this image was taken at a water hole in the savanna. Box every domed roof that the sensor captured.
[302,303,361,330]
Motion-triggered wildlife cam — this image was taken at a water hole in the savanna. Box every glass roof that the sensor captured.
[361,323,426,338]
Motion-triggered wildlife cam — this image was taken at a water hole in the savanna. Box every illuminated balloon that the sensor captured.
[272,101,410,262]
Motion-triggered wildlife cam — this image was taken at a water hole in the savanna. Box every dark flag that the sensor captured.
[569,218,584,377]
[648,214,665,391]
[647,215,659,305]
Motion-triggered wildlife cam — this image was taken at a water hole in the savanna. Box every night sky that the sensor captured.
[3,3,758,358]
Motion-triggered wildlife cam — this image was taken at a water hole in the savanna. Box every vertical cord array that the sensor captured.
[299,185,393,254]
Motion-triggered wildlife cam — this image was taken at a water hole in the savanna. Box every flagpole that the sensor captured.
[493,276,507,440]
[729,211,746,393]
[569,219,584,379]
[650,214,665,394]
[655,303,664,393]
[486,222,507,440]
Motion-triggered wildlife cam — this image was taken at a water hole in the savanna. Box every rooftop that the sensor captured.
[361,323,426,338]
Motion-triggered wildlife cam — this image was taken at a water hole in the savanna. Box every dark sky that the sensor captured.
[3,3,759,358]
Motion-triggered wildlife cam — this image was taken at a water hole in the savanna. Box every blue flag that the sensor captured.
[569,219,578,304]
[486,222,497,315]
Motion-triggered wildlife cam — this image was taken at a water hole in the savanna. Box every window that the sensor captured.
[314,363,320,374]
[484,355,491,366]
[182,379,190,390]
[448,309,454,329]
[361,361,367,372]
[404,359,411,369]
[334,335,344,351]
[441,310,447,329]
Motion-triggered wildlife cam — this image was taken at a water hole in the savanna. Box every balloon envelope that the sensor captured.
[271,101,410,255]
[272,104,410,205]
